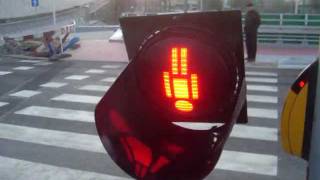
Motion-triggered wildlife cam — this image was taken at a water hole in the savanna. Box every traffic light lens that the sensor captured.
[299,80,305,88]
[175,100,193,112]
[163,47,199,112]
[173,78,189,99]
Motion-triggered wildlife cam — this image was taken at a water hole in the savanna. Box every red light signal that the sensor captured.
[95,11,247,180]
[163,47,199,112]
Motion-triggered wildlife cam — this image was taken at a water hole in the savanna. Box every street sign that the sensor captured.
[95,11,247,179]
[32,0,39,7]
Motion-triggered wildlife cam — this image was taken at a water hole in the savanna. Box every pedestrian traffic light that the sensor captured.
[95,11,247,179]
[281,59,318,160]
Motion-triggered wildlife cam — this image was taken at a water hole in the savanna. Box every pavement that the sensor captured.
[66,30,319,68]
[0,53,311,180]
[0,30,318,179]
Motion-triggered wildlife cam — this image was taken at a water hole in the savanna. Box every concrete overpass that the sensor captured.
[0,0,95,19]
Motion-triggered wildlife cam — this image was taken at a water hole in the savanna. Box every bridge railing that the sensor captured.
[242,13,320,46]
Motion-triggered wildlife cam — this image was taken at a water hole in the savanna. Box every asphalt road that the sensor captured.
[0,56,308,180]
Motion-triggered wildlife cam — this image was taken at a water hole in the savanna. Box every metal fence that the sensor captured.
[249,13,320,46]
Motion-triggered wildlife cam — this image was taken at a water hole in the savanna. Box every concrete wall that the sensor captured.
[0,0,95,19]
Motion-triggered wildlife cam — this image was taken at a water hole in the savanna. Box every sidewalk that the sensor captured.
[255,45,319,69]
[67,39,318,68]
[67,40,128,62]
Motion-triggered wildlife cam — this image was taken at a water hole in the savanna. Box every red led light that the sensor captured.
[163,47,199,112]
[299,80,305,88]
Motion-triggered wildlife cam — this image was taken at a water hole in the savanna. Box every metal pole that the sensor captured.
[295,0,299,14]
[200,0,203,11]
[318,35,320,57]
[52,0,56,26]
[52,0,63,54]
[308,56,320,180]
[184,0,188,12]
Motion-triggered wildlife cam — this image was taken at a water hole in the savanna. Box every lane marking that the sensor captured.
[172,122,277,141]
[0,71,12,75]
[79,85,109,92]
[102,65,122,69]
[51,94,101,104]
[246,77,278,84]
[15,106,94,122]
[247,95,278,104]
[19,60,40,63]
[0,123,104,153]
[35,62,53,66]
[248,108,278,119]
[40,82,67,88]
[85,69,105,74]
[247,85,278,92]
[101,77,117,83]
[0,156,130,180]
[65,75,89,80]
[0,102,9,107]
[231,125,278,141]
[246,71,278,77]
[13,66,34,70]
[10,90,41,98]
[216,150,278,176]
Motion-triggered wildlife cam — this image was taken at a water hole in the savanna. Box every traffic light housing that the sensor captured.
[281,59,319,160]
[95,11,247,179]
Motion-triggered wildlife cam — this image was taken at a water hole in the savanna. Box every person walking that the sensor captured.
[244,2,261,62]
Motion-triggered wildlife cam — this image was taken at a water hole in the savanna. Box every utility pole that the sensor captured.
[294,0,299,14]
[184,0,188,12]
[52,0,63,54]
[200,0,203,11]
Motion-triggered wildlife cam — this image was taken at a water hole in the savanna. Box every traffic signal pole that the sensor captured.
[308,59,320,180]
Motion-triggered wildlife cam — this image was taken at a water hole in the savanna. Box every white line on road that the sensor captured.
[102,65,122,69]
[247,95,278,104]
[0,121,278,177]
[248,108,278,119]
[19,60,40,63]
[246,77,278,84]
[35,62,53,66]
[51,94,101,104]
[0,156,130,180]
[0,123,104,153]
[216,150,278,176]
[15,106,94,122]
[0,71,12,75]
[10,90,41,98]
[0,102,9,107]
[172,122,277,141]
[231,125,278,141]
[13,66,34,70]
[85,69,105,74]
[79,85,109,92]
[247,85,278,92]
[40,82,67,88]
[65,75,89,80]
[101,77,117,83]
[246,71,278,77]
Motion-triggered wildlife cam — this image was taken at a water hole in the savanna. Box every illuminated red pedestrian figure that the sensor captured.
[163,47,199,112]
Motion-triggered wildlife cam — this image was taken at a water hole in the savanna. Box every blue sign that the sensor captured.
[32,0,39,7]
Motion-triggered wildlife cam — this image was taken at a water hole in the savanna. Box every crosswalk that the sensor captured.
[0,60,282,180]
